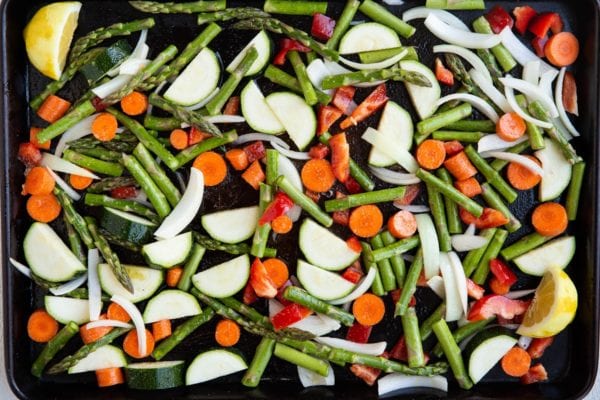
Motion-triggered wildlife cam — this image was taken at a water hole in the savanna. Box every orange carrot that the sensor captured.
[531,202,568,236]
[454,177,482,198]
[123,329,155,359]
[263,258,289,288]
[26,193,61,222]
[169,129,189,150]
[443,151,478,181]
[387,210,418,239]
[193,151,228,187]
[346,236,362,253]
[95,367,125,387]
[241,160,265,190]
[166,266,183,287]
[501,347,532,377]
[489,277,510,295]
[225,148,249,171]
[69,174,93,190]
[506,156,542,190]
[496,112,527,142]
[545,32,579,67]
[416,139,446,170]
[215,319,241,347]
[80,314,113,344]
[223,96,240,115]
[107,303,131,323]
[37,95,71,123]
[271,215,293,234]
[120,91,148,116]
[27,310,58,343]
[30,127,50,150]
[152,319,172,342]
[23,167,55,195]
[349,205,383,238]
[91,113,118,142]
[352,293,385,326]
[300,159,335,193]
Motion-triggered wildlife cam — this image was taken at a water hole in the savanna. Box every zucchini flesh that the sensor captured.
[186,349,247,385]
[142,289,202,323]
[142,232,193,268]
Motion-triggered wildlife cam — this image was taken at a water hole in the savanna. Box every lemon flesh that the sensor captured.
[24,2,82,80]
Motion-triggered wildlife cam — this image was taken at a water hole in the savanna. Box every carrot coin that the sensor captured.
[349,205,383,238]
[352,293,385,326]
[301,159,336,193]
[387,210,418,239]
[193,151,228,186]
[531,202,568,236]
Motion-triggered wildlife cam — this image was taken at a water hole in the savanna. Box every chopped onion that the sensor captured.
[522,60,541,85]
[416,214,440,280]
[111,295,146,356]
[132,189,153,208]
[427,275,445,299]
[119,58,150,75]
[323,60,351,75]
[433,44,492,83]
[383,0,404,5]
[504,289,536,299]
[277,154,303,192]
[538,69,558,98]
[86,319,133,329]
[378,374,448,397]
[205,115,246,124]
[92,74,132,99]
[451,234,489,252]
[338,48,407,71]
[41,153,100,179]
[369,166,420,185]
[232,133,290,149]
[184,87,220,111]
[437,93,499,123]
[469,68,511,113]
[329,268,377,305]
[54,114,98,157]
[439,252,462,321]
[481,151,544,177]
[87,249,101,321]
[286,205,303,223]
[291,315,340,337]
[315,337,386,356]
[50,273,87,296]
[425,14,501,49]
[477,133,529,153]
[9,257,32,278]
[402,7,469,31]
[465,223,476,235]
[500,77,559,118]
[298,362,335,387]
[393,204,430,214]
[499,27,555,73]
[555,67,580,137]
[448,252,468,316]
[307,59,335,95]
[518,335,533,350]
[272,142,311,160]
[45,168,81,201]
[362,127,418,173]
[154,168,204,239]
[504,87,553,129]
[268,298,284,317]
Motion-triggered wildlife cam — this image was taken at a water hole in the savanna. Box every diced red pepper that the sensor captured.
[346,321,372,343]
[311,13,336,41]
[527,337,555,359]
[346,236,363,254]
[531,36,548,58]
[444,140,464,157]
[188,126,211,146]
[110,186,138,199]
[250,258,278,298]
[333,209,350,226]
[489,277,511,295]
[317,105,343,136]
[528,12,561,38]
[340,84,389,130]
[390,336,408,361]
[467,294,530,322]
[243,141,266,163]
[520,363,548,385]
[273,38,311,66]
[332,87,357,116]
[329,132,350,183]
[459,207,509,229]
[223,96,240,116]
[344,176,363,194]
[258,192,294,226]
[562,71,579,115]
[485,5,514,34]
[308,143,329,159]
[91,96,108,112]
[350,352,388,386]
[467,279,485,300]
[434,58,454,86]
[489,259,518,287]
[513,6,537,35]
[18,142,42,168]
[394,184,421,206]
[305,189,320,203]
[271,302,312,330]
[342,267,363,284]
[390,289,417,307]
[242,281,258,305]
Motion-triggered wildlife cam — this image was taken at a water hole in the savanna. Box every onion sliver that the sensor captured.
[291,315,340,337]
[402,7,470,31]
[54,114,97,157]
[433,44,492,83]
[205,115,245,124]
[499,27,555,73]
[87,249,101,321]
[425,14,501,49]
[504,87,553,129]
[111,294,146,356]
[383,0,404,5]
[315,337,387,356]
[92,74,132,99]
[478,133,529,153]
[41,153,100,179]
[120,58,150,75]
[272,142,311,160]
[393,204,430,214]
[416,214,440,280]
[522,60,540,85]
[298,363,334,387]
[286,205,303,223]
[185,87,220,111]
[555,67,580,137]
[329,268,377,305]
[427,276,445,299]
[86,320,133,329]
[338,48,407,71]
[378,374,448,397]
[232,133,290,149]
[465,223,476,235]
[505,289,536,299]
[518,335,533,350]
[9,258,32,278]
[482,151,544,177]
[439,252,462,321]
[448,252,468,316]
[362,127,418,173]
[369,166,420,185]
[50,273,87,296]
[307,59,335,95]
[469,68,511,113]
[46,168,81,201]
[437,93,499,123]
[538,69,558,98]
[277,154,303,192]
[451,234,489,252]
[500,77,559,118]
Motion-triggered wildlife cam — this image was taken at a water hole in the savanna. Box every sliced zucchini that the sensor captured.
[143,290,202,323]
[240,80,285,134]
[45,296,95,325]
[464,327,517,384]
[100,207,156,245]
[98,263,164,303]
[368,101,414,167]
[338,22,401,54]
[400,60,441,120]
[80,39,132,83]
[296,260,355,301]
[226,30,272,76]
[125,360,185,390]
[535,138,572,201]
[201,206,259,244]
[192,254,250,298]
[142,232,193,269]
[513,236,575,276]
[265,92,316,150]
[299,219,360,271]
[24,223,86,283]
[186,349,247,385]
[68,345,127,374]
[164,47,221,106]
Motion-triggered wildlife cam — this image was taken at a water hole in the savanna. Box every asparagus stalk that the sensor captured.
[444,54,496,108]
[73,147,123,162]
[288,50,318,106]
[54,187,94,248]
[175,130,238,168]
[416,103,473,143]
[490,139,532,171]
[359,0,416,38]
[462,228,497,277]
[472,16,517,72]
[143,115,182,132]
[152,309,215,360]
[471,229,508,285]
[436,168,462,234]
[274,343,330,376]
[63,288,110,301]
[62,149,123,177]
[133,143,181,207]
[276,175,333,227]
[426,0,485,10]
[416,169,484,217]
[361,242,385,296]
[122,154,171,219]
[321,65,431,90]
[359,46,419,63]
[444,119,496,132]
[193,232,277,258]
[99,229,142,252]
[36,101,97,144]
[251,184,273,258]
[500,232,553,261]
[177,244,206,292]
[242,338,276,387]
[263,0,327,16]
[419,303,445,342]
[464,145,518,203]
[402,307,425,368]
[220,297,272,328]
[63,213,87,265]
[370,236,420,264]
[426,183,452,252]
[31,322,80,377]
[513,95,545,150]
[264,65,331,105]
[265,149,279,186]
[476,48,504,90]
[431,130,485,143]
[326,0,360,50]
[129,0,226,13]
[395,249,424,317]
[319,132,375,191]
[87,176,138,193]
[381,231,406,286]
[283,287,355,327]
[370,234,397,292]
[148,93,221,136]
[480,183,521,233]
[198,8,270,25]
[566,162,586,221]
[84,193,159,223]
[432,318,492,358]
[324,186,406,212]
[432,319,473,390]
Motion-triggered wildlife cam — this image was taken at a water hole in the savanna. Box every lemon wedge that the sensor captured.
[23,2,82,80]
[517,267,577,338]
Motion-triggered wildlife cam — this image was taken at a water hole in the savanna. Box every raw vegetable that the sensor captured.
[143,290,202,323]
[186,349,247,385]
[191,255,250,298]
[464,327,517,383]
[125,360,185,390]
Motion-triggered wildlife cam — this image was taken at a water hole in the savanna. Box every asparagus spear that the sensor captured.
[369,236,420,264]
[62,149,123,177]
[361,242,385,296]
[419,303,446,342]
[98,228,142,252]
[147,93,220,136]
[416,103,473,143]
[370,234,397,292]
[263,0,327,16]
[263,65,331,105]
[143,115,182,132]
[122,154,171,219]
[426,183,452,252]
[402,307,425,368]
[432,319,473,389]
[444,54,496,108]
[444,119,496,132]
[324,186,406,212]
[464,145,518,203]
[73,147,123,162]
[472,229,508,285]
[500,232,553,261]
[476,48,504,90]
[175,130,238,168]
[177,244,206,292]
[63,213,87,265]
[152,309,215,360]
[250,184,273,258]
[276,175,333,227]
[381,231,406,286]
[359,0,416,38]
[133,143,181,207]
[566,162,586,221]
[129,0,226,13]
[320,65,432,90]
[288,50,318,106]
[84,194,159,223]
[193,232,277,258]
[242,337,276,387]
[274,343,330,376]
[515,94,545,151]
[326,0,360,50]
[396,249,424,316]
[31,322,79,377]
[283,287,355,327]
[54,187,94,248]
[480,183,521,233]
[432,318,492,358]
[463,228,497,277]
[416,169,484,217]
[472,16,517,72]
[436,168,462,234]
[87,176,138,193]
[426,0,485,10]
[198,8,269,25]
[431,130,485,143]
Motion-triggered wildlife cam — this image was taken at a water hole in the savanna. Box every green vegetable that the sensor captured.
[432,318,493,358]
[251,184,273,258]
[500,232,553,261]
[490,139,532,171]
[444,119,496,132]
[193,232,277,258]
[175,130,238,168]
[263,65,332,105]
[426,182,452,252]
[436,168,462,234]
[133,143,181,207]
[125,360,185,390]
[62,149,123,177]
[471,229,508,285]
[276,175,333,227]
[464,145,517,203]
[79,39,132,83]
[370,234,397,292]
[148,93,221,136]
[416,169,484,217]
[395,248,423,317]
[31,321,79,377]
[283,286,355,327]
[431,130,485,143]
[177,244,206,292]
[419,303,445,342]
[264,0,327,15]
[566,162,586,221]
[326,0,360,50]
[324,186,406,212]
[87,176,138,193]
[472,16,516,72]
[85,193,159,223]
[242,338,275,387]
[432,319,473,389]
[321,65,432,90]
[122,154,171,219]
[319,132,375,191]
[99,207,156,245]
[54,187,94,249]
[359,0,416,38]
[361,242,385,296]
[152,309,215,360]
[198,7,269,24]
[288,50,318,106]
[463,228,497,277]
[129,0,226,13]
[480,183,521,232]
[402,307,425,368]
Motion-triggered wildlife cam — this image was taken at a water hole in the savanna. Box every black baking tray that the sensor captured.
[2,0,600,399]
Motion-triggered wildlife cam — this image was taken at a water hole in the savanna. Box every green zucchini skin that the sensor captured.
[100,207,156,245]
[80,39,132,83]
[125,360,185,390]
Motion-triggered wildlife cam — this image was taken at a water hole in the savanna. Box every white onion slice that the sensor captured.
[277,154,303,192]
[45,168,81,201]
[522,60,541,85]
[538,69,558,98]
[393,204,430,214]
[41,153,100,179]
[205,115,245,124]
[315,337,386,356]
[402,7,469,31]
[338,48,407,71]
[469,68,511,113]
[92,74,132,99]
[482,151,544,177]
[111,294,146,356]
[362,127,418,173]
[298,363,334,387]
[448,252,468,316]
[272,142,311,160]
[555,67,580,137]
[132,189,153,208]
[50,273,87,296]
[369,166,420,185]
[416,214,440,280]
[439,252,462,321]
[232,133,290,149]
[383,0,404,5]
[54,114,98,157]
[329,268,377,305]
[477,133,529,153]
[427,276,445,299]
[9,258,32,278]
[154,168,204,239]
[268,298,284,317]
[518,335,533,350]
[292,315,340,337]
[437,93,499,123]
[500,76,559,118]
[87,249,101,321]
[354,80,388,88]
[378,374,448,397]
[425,14,501,49]
[307,59,335,95]
[86,319,133,329]
[451,234,489,252]
[323,60,351,75]
[108,30,148,77]
[498,27,555,73]
[465,223,476,235]
[119,58,150,75]
[433,44,492,83]
[504,289,536,299]
[504,87,553,129]
[184,87,220,111]
[286,205,303,223]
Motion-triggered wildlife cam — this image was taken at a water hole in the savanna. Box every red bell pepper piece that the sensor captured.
[276,280,293,306]
[520,363,548,384]
[340,84,389,130]
[528,12,561,39]
[346,321,372,343]
[390,336,408,361]
[243,141,266,163]
[332,87,357,116]
[394,184,421,206]
[434,58,454,86]
[242,281,258,305]
[467,294,530,322]
[489,277,511,295]
[332,191,350,226]
[485,5,514,34]
[342,266,363,284]
[417,270,429,287]
[18,142,42,168]
[271,302,312,330]
[443,140,464,157]
[344,176,363,194]
[250,258,278,298]
[317,105,343,136]
[91,96,108,112]
[111,186,138,199]
[562,71,579,115]
[489,259,517,286]
[329,132,350,183]
[513,6,537,35]
[258,192,294,226]
[311,13,336,41]
[467,279,485,300]
[527,337,555,359]
[459,207,509,229]
[345,236,362,254]
[350,352,388,386]
[273,38,311,66]
[531,36,548,58]
[390,289,417,307]
[308,143,329,159]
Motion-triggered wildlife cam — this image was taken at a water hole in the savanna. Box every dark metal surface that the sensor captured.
[1,1,599,399]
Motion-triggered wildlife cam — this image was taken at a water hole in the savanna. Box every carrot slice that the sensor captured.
[120,91,148,116]
[30,127,51,150]
[271,215,293,234]
[506,156,541,190]
[27,310,58,343]
[545,31,579,67]
[123,329,155,359]
[223,96,240,115]
[501,347,532,377]
[95,367,125,387]
[169,129,189,150]
[301,159,335,193]
[215,319,241,347]
[107,302,131,323]
[263,258,289,288]
[349,205,383,238]
[443,151,478,181]
[37,95,71,123]
[416,139,446,170]
[152,319,172,342]
[496,112,527,142]
[166,266,183,287]
[91,113,118,142]
[241,160,265,190]
[454,177,482,198]
[352,293,385,326]
[531,202,568,236]
[26,193,61,223]
[80,314,113,344]
[225,148,249,171]
[23,166,55,195]
[387,210,417,239]
[69,173,93,191]
[193,151,228,186]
